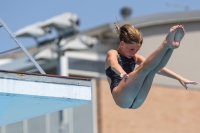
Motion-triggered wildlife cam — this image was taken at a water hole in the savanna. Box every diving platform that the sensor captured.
[0,70,91,126]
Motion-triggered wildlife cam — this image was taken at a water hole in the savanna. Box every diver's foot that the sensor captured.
[166,25,183,49]
[175,25,185,42]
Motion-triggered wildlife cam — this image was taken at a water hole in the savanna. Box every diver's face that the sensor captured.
[120,41,141,58]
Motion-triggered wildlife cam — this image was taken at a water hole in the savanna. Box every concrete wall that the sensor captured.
[97,79,200,133]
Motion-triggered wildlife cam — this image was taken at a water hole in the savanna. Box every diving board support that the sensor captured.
[0,18,46,74]
[0,70,91,126]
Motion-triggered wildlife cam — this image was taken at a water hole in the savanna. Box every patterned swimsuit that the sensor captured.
[105,52,136,92]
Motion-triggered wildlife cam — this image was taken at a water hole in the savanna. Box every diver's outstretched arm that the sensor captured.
[157,68,197,89]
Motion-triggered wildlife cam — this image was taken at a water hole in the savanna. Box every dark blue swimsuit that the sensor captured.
[105,52,136,92]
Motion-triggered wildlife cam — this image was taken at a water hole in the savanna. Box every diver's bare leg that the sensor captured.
[130,49,173,109]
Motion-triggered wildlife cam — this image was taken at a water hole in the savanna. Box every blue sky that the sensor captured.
[0,0,200,53]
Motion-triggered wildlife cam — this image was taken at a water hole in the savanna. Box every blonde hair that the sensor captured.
[114,23,143,45]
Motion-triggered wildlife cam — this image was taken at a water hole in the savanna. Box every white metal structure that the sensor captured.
[40,12,78,30]
[15,22,46,38]
[14,13,79,38]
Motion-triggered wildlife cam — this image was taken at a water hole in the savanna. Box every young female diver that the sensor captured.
[105,24,197,109]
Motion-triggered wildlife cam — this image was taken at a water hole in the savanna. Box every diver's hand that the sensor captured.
[120,73,129,81]
[178,77,197,89]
